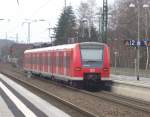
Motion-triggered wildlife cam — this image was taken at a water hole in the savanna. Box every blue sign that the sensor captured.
[124,40,150,47]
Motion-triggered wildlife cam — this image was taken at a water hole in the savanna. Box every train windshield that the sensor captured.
[81,48,103,67]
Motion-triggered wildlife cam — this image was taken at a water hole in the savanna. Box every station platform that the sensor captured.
[110,74,150,102]
[0,95,14,117]
[111,74,150,87]
[0,73,70,117]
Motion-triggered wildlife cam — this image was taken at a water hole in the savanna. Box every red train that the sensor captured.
[23,42,110,87]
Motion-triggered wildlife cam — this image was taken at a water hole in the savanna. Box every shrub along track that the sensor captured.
[0,64,150,117]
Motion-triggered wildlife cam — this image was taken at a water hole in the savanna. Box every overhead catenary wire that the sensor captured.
[17,0,19,6]
[29,0,51,18]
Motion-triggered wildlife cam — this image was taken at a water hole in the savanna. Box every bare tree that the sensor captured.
[77,0,99,42]
[108,0,150,69]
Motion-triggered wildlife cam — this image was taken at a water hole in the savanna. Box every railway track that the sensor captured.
[60,83,150,114]
[1,70,150,116]
[1,71,97,117]
[83,90,150,113]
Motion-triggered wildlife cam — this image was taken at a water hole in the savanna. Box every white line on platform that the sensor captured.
[0,96,15,117]
[0,73,71,117]
[0,81,37,117]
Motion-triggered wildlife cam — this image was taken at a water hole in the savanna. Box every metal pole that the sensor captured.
[98,10,102,41]
[87,20,91,39]
[5,32,7,40]
[64,0,66,9]
[99,15,101,40]
[134,59,137,77]
[16,33,18,43]
[137,2,140,80]
[144,5,149,70]
[102,0,108,43]
[114,52,117,73]
[48,27,53,46]
[27,22,31,44]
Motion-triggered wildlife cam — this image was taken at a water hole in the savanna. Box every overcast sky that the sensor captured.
[0,0,114,43]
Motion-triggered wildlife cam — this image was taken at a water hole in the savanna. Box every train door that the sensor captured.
[52,51,56,74]
[42,52,44,72]
[48,51,50,74]
[66,51,71,76]
[63,51,67,76]
[39,53,42,72]
[45,52,48,73]
[30,53,33,70]
[36,53,38,72]
[33,53,35,71]
[56,52,59,74]
[60,51,64,75]
[49,51,54,74]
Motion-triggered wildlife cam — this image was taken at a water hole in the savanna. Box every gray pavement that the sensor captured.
[111,74,150,87]
[110,74,150,102]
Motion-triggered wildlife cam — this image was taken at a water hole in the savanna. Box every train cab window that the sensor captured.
[81,48,103,67]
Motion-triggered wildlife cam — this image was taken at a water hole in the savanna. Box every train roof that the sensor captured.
[24,42,107,53]
[24,43,77,53]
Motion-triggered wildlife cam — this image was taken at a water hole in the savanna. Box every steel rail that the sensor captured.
[63,83,150,113]
[1,71,98,117]
[2,70,150,114]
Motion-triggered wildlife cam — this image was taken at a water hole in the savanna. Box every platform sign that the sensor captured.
[124,40,150,47]
[124,40,138,46]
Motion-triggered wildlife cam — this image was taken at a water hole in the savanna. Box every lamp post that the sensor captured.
[143,4,149,70]
[82,18,91,39]
[22,19,51,44]
[129,2,149,80]
[38,19,55,45]
[137,3,140,81]
[22,21,32,44]
[64,0,66,9]
[129,2,140,80]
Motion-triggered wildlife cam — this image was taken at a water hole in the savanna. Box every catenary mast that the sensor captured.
[102,0,108,43]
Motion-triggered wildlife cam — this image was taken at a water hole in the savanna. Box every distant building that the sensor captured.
[10,43,34,67]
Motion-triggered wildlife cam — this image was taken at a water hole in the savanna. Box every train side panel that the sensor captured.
[101,45,110,79]
[23,42,110,84]
[72,44,83,78]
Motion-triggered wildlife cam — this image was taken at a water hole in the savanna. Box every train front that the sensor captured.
[75,42,110,87]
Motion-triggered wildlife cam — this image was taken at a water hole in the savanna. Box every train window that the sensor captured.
[32,54,34,64]
[47,53,49,66]
[30,54,32,65]
[60,52,63,69]
[66,56,70,67]
[45,53,48,65]
[38,54,40,64]
[63,52,67,75]
[28,54,30,64]
[26,55,28,64]
[81,48,103,67]
[35,54,37,64]
[56,52,59,67]
[42,53,44,65]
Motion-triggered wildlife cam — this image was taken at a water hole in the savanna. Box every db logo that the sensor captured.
[90,69,95,72]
